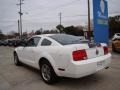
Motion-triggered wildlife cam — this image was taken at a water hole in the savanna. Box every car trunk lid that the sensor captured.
[70,43,105,60]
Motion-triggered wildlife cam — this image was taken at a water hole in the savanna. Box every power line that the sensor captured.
[24,0,53,12]
[0,13,88,24]
[64,14,88,18]
[29,0,80,12]
[109,12,120,15]
[0,22,17,28]
[23,13,88,20]
[26,0,81,17]
[0,20,16,23]
[1,12,118,23]
[21,0,87,24]
[1,12,119,29]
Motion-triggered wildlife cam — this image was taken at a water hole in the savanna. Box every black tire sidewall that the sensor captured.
[14,53,21,66]
[40,60,57,84]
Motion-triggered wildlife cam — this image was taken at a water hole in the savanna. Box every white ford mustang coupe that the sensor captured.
[14,34,111,84]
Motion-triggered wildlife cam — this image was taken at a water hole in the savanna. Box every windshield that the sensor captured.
[49,34,88,45]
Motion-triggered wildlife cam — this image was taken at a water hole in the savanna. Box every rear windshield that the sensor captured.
[49,34,88,45]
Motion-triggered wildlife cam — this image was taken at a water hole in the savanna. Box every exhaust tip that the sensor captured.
[105,67,109,69]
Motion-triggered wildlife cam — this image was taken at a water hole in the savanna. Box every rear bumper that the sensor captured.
[59,53,111,78]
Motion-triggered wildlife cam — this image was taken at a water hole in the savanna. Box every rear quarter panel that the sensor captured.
[33,46,73,75]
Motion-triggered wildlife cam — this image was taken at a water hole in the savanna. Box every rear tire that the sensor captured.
[40,60,58,84]
[14,53,22,66]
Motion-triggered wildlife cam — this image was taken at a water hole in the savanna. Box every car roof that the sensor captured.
[33,34,70,38]
[33,34,56,37]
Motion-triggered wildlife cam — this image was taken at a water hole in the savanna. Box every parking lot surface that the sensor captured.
[0,46,120,90]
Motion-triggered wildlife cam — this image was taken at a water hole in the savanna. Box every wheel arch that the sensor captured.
[13,50,17,55]
[38,56,58,76]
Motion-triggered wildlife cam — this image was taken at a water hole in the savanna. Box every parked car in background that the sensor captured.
[14,34,111,84]
[0,40,8,46]
[0,39,26,47]
[7,39,20,47]
[2,40,8,46]
[13,39,26,47]
[112,37,120,52]
[0,40,3,46]
[7,39,14,46]
[112,33,120,41]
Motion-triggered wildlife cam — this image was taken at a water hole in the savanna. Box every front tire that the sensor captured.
[14,53,22,66]
[40,60,57,84]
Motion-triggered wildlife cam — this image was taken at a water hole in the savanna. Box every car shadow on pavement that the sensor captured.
[21,63,41,76]
[56,74,104,87]
[21,63,105,87]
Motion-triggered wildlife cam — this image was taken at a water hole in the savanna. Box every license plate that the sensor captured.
[97,61,105,67]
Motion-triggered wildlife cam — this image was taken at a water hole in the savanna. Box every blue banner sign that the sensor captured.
[93,0,109,44]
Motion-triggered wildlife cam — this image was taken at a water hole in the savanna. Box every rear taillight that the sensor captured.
[72,49,87,61]
[103,46,109,55]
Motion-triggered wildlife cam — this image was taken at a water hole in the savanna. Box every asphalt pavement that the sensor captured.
[0,46,120,90]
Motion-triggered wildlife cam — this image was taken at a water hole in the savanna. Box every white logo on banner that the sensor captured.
[97,0,108,25]
[97,0,107,19]
[100,0,105,14]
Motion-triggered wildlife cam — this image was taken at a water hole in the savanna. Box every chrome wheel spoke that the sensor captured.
[42,64,51,81]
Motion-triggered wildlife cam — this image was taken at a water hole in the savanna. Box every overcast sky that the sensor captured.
[0,0,120,34]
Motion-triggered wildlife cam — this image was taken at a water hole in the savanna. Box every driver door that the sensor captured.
[21,37,41,66]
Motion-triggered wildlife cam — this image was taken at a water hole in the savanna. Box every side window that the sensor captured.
[27,38,35,46]
[41,39,52,46]
[27,37,41,47]
[34,37,41,46]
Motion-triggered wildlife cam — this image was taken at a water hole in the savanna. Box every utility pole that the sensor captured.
[59,12,62,25]
[18,20,20,39]
[87,0,91,40]
[17,0,24,39]
[59,12,62,33]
